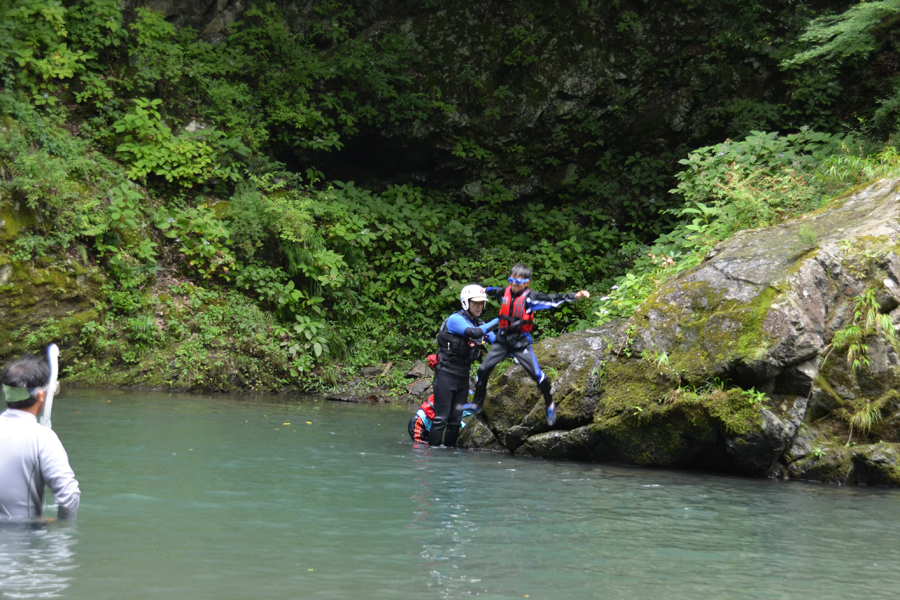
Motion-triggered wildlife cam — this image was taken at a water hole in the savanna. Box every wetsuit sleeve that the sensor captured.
[525,290,577,312]
[40,431,80,520]
[485,287,505,300]
[447,314,498,338]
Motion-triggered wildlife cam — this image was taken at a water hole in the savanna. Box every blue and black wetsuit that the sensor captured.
[430,311,498,447]
[470,286,578,411]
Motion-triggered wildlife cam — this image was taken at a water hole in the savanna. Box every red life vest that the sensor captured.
[419,394,436,420]
[499,287,533,332]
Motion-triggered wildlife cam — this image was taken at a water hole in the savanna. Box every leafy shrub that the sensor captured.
[113,98,248,187]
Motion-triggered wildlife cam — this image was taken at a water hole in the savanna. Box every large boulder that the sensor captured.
[461,179,900,484]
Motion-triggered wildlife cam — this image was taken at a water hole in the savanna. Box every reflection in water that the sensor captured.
[409,447,483,599]
[0,521,78,598]
[23,390,900,599]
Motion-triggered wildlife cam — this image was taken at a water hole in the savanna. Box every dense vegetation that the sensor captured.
[1,0,900,393]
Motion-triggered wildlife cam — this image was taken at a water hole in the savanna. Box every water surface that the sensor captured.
[2,389,899,599]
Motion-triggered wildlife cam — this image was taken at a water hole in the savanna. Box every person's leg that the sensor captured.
[471,340,510,408]
[429,369,456,446]
[443,376,469,446]
[510,344,556,424]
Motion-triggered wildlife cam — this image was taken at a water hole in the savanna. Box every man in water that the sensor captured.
[408,379,477,444]
[430,285,499,447]
[0,355,80,520]
[469,263,590,426]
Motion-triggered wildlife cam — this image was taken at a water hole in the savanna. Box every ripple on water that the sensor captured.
[19,390,900,600]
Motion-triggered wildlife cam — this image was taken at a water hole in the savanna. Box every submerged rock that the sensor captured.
[461,179,900,485]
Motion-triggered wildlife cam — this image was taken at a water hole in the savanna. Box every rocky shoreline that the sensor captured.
[459,179,900,486]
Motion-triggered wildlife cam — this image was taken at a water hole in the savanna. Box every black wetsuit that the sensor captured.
[430,310,497,447]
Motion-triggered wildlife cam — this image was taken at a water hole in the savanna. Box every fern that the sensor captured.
[848,398,886,444]
[785,1,900,66]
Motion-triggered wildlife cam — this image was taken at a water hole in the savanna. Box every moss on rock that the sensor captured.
[0,247,103,361]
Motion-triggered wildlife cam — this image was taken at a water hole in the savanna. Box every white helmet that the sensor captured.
[460,284,488,311]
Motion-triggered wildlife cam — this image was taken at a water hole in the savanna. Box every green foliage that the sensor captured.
[846,397,888,444]
[817,145,900,186]
[285,314,329,366]
[741,387,768,406]
[73,283,309,389]
[824,288,900,376]
[786,1,900,67]
[782,1,900,134]
[672,129,847,207]
[14,317,62,348]
[113,98,248,187]
[594,128,895,327]
[4,0,900,394]
[156,204,236,278]
[0,95,110,249]
[0,0,89,102]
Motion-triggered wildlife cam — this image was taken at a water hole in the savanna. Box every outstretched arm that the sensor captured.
[526,289,590,312]
[485,286,506,300]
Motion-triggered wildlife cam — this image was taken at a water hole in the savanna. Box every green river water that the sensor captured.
[1,389,900,599]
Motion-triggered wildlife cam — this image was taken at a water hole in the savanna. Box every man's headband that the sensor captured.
[2,384,31,403]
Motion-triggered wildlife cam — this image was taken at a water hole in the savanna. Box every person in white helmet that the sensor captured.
[428,285,499,447]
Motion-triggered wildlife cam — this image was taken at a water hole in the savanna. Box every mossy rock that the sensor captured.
[521,426,600,461]
[0,254,104,360]
[457,416,505,452]
[785,445,854,484]
[0,203,37,244]
[480,327,614,449]
[849,443,900,486]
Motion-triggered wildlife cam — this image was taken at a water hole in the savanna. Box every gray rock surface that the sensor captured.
[462,180,900,484]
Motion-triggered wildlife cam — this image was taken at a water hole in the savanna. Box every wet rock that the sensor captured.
[326,392,390,403]
[725,408,796,474]
[521,427,599,461]
[457,417,505,451]
[326,393,359,402]
[849,444,900,486]
[785,446,853,484]
[359,366,383,378]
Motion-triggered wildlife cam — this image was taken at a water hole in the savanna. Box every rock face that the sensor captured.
[461,179,900,485]
[0,205,102,361]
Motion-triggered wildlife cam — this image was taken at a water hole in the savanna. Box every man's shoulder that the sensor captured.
[0,410,39,427]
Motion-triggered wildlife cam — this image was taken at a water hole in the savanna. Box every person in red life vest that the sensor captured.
[408,394,436,443]
[466,263,590,427]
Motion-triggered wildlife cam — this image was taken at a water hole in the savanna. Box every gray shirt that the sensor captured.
[0,409,80,520]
